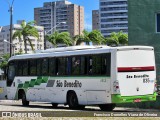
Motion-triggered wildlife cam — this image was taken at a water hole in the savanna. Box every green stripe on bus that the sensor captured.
[14,76,111,99]
[14,76,49,99]
[111,92,157,103]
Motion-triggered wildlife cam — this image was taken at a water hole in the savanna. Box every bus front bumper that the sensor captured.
[111,92,157,103]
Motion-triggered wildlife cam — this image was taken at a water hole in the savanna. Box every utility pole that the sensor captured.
[5,0,15,57]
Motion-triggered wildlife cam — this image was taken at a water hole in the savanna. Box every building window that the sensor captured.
[156,13,160,33]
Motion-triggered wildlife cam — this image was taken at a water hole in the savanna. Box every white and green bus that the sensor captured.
[6,46,157,111]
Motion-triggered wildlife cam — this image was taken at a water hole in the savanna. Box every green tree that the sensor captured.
[12,21,39,53]
[0,54,10,79]
[47,31,72,47]
[110,32,119,45]
[82,30,91,45]
[105,37,119,46]
[72,35,85,45]
[109,31,128,46]
[117,31,128,45]
[88,30,105,45]
[72,30,91,45]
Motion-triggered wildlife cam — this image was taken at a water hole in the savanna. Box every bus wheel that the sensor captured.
[78,105,85,110]
[67,91,79,109]
[99,104,116,111]
[22,92,29,106]
[52,103,58,108]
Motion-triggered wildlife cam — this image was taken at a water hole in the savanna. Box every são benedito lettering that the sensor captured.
[64,80,82,88]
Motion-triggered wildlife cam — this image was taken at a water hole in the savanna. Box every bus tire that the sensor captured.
[67,91,79,109]
[52,103,58,108]
[99,104,116,111]
[22,92,29,106]
[77,105,85,110]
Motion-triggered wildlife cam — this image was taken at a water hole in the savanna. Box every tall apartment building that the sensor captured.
[92,10,99,30]
[34,0,84,48]
[99,0,128,37]
[0,22,44,56]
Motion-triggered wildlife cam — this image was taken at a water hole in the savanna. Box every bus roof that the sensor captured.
[8,45,154,61]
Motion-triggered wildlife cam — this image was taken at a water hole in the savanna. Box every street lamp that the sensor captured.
[5,0,15,57]
[44,21,66,49]
[4,39,15,56]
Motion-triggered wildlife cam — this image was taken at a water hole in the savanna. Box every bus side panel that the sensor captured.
[7,87,17,100]
[81,77,112,104]
[8,76,112,105]
[110,50,117,95]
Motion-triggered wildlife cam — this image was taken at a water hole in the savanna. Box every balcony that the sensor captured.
[100,10,128,14]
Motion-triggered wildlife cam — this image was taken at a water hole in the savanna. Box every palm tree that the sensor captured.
[47,31,72,47]
[110,32,119,45]
[72,35,85,45]
[72,30,91,46]
[88,30,105,45]
[82,30,91,45]
[117,31,128,45]
[12,21,39,53]
[105,37,119,46]
[110,31,128,46]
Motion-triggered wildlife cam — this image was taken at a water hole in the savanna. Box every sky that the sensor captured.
[0,0,99,30]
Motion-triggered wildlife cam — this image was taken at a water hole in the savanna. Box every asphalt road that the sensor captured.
[0,100,159,118]
[0,100,159,112]
[0,100,160,120]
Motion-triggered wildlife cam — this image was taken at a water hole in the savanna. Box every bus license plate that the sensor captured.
[134,99,141,102]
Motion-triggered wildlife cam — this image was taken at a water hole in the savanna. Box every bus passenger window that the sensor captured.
[8,64,15,80]
[23,61,28,76]
[29,60,37,76]
[89,57,93,74]
[67,57,71,75]
[80,56,87,75]
[71,57,80,75]
[42,59,48,76]
[106,53,111,76]
[17,61,23,76]
[37,59,42,76]
[101,56,107,74]
[7,62,16,86]
[92,55,102,75]
[49,58,55,76]
[58,58,66,75]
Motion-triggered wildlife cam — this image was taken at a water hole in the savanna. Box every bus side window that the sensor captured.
[58,57,67,75]
[67,57,71,75]
[55,58,58,75]
[29,60,37,76]
[7,62,16,86]
[101,53,111,76]
[49,58,55,76]
[17,61,23,76]
[42,58,48,76]
[81,56,87,75]
[37,59,42,76]
[71,56,80,75]
[88,56,93,75]
[106,53,111,76]
[101,55,107,75]
[22,60,28,76]
[92,55,102,75]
